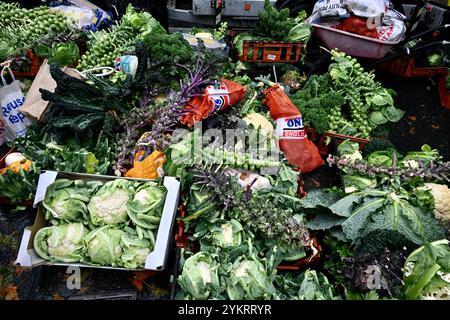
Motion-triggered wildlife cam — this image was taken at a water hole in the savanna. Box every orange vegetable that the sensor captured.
[0,159,33,174]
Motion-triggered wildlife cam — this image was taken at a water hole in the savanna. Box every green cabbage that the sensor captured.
[366,150,398,167]
[42,179,95,223]
[34,222,88,263]
[233,32,255,57]
[88,179,133,226]
[369,111,389,126]
[84,226,124,266]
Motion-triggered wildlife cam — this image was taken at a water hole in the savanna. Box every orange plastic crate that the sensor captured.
[239,40,303,63]
[378,56,447,78]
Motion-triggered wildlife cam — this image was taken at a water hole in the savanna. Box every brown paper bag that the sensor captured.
[19,60,82,121]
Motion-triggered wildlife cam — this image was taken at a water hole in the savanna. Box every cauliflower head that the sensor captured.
[424,183,450,223]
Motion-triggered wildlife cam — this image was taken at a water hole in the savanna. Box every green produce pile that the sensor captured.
[33,178,166,269]
[77,4,164,71]
[291,50,405,138]
[233,0,312,58]
[0,1,448,301]
[0,2,69,61]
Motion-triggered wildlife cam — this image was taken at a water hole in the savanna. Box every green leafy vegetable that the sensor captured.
[42,179,97,224]
[195,219,245,250]
[274,270,340,300]
[84,226,124,266]
[403,239,450,300]
[120,231,152,269]
[255,0,295,40]
[34,223,88,263]
[0,164,39,204]
[47,42,80,67]
[223,256,275,300]
[127,181,166,237]
[177,252,222,300]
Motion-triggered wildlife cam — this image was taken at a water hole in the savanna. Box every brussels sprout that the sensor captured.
[34,223,88,263]
[88,179,133,226]
[84,226,124,266]
[178,252,221,300]
[42,179,96,223]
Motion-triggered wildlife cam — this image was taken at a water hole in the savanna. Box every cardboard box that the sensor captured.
[15,171,180,271]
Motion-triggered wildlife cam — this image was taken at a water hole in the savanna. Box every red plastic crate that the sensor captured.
[239,40,303,63]
[306,127,370,156]
[438,72,450,110]
[11,49,41,77]
[378,56,447,78]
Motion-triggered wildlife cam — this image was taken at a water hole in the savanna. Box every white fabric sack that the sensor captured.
[0,66,31,142]
[345,0,387,18]
[309,0,349,22]
[50,6,98,30]
[377,9,407,42]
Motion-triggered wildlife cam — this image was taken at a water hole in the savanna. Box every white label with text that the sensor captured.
[275,115,306,140]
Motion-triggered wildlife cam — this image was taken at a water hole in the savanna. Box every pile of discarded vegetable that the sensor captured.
[34,179,166,269]
[0,1,449,301]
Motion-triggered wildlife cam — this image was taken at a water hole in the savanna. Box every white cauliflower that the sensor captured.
[243,113,274,137]
[424,183,450,223]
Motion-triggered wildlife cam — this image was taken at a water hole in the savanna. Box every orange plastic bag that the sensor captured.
[124,150,166,179]
[263,85,324,173]
[180,79,247,127]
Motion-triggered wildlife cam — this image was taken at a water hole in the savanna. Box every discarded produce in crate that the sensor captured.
[180,79,247,127]
[263,84,324,173]
[17,171,180,270]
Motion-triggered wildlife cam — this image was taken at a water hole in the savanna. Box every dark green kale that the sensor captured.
[341,248,408,298]
[290,74,344,134]
[352,229,418,258]
[143,32,194,80]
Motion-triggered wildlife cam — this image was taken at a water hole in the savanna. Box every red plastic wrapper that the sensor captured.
[180,79,247,127]
[263,85,324,173]
[335,16,378,39]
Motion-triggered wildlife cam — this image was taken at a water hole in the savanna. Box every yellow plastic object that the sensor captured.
[124,150,166,179]
[0,159,32,174]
